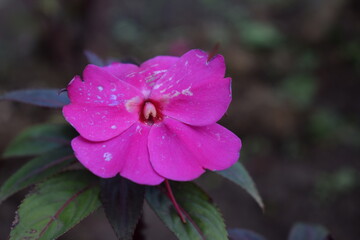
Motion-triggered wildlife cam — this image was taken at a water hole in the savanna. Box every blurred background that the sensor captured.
[0,0,359,239]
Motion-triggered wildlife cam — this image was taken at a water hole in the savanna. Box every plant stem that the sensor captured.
[164,180,186,223]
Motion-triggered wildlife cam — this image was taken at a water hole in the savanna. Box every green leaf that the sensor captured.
[288,223,330,240]
[3,123,76,158]
[0,89,70,108]
[100,176,145,240]
[0,147,75,204]
[216,161,264,209]
[228,228,267,240]
[10,170,101,240]
[146,182,228,240]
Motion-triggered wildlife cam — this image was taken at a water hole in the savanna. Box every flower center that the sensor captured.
[140,100,163,125]
[143,102,157,120]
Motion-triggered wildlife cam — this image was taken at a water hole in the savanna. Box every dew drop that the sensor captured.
[103,152,112,161]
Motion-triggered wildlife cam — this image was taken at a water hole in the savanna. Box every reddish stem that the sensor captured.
[207,42,220,62]
[16,154,75,185]
[164,180,186,223]
[38,185,91,238]
[179,206,206,240]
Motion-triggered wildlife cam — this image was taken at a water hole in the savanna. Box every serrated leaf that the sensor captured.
[3,123,76,158]
[10,170,101,240]
[0,147,75,204]
[217,161,264,209]
[0,89,70,108]
[100,176,145,240]
[146,182,228,240]
[228,228,267,240]
[288,223,330,240]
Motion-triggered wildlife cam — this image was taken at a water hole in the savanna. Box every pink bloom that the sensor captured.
[63,49,241,185]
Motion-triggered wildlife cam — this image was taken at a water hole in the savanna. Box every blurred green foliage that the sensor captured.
[113,20,142,44]
[315,167,359,202]
[280,73,317,109]
[308,108,360,147]
[238,21,284,49]
[343,41,360,73]
[38,0,61,16]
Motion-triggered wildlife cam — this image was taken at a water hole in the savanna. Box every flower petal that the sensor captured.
[103,62,140,88]
[148,118,205,181]
[150,49,231,126]
[72,123,164,185]
[64,65,144,141]
[104,57,179,93]
[67,64,143,106]
[186,122,241,171]
[120,123,165,185]
[63,104,138,141]
[138,56,179,94]
[148,118,241,181]
[72,136,123,178]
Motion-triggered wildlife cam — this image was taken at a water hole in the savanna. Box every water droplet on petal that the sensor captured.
[103,152,112,161]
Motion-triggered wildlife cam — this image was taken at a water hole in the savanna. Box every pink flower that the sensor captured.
[63,49,241,185]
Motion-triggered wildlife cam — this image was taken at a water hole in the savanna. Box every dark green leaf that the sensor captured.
[217,161,264,209]
[100,176,145,240]
[84,50,106,66]
[0,89,70,108]
[288,223,330,240]
[146,182,228,240]
[0,147,75,204]
[9,171,101,240]
[228,228,267,240]
[3,123,76,158]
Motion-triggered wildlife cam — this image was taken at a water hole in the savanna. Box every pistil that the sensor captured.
[143,102,157,120]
